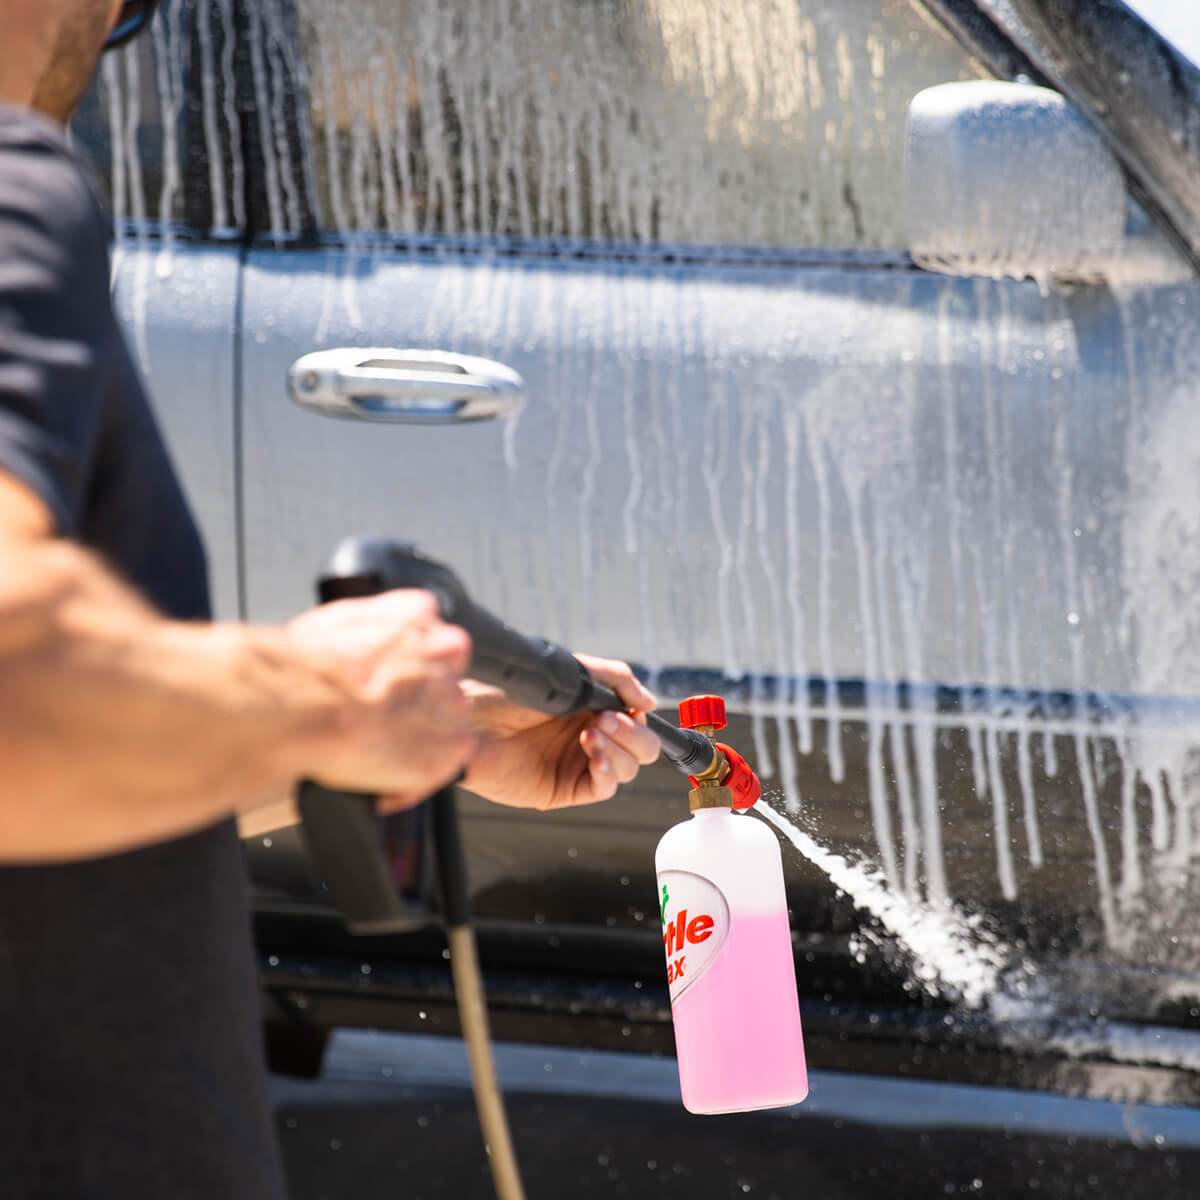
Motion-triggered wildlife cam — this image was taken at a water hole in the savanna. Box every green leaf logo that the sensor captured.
[659,883,670,927]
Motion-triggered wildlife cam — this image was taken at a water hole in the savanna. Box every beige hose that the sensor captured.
[448,924,527,1200]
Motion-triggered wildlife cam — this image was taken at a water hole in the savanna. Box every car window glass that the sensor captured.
[294,0,990,250]
[71,0,229,235]
[1094,0,1200,68]
[71,4,184,226]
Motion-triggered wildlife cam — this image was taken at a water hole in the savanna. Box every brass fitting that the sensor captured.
[689,784,733,811]
[688,725,732,812]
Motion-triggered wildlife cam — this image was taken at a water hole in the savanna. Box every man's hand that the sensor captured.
[0,492,484,859]
[283,590,477,798]
[434,655,661,813]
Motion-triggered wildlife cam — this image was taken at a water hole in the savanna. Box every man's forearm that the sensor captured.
[0,540,343,862]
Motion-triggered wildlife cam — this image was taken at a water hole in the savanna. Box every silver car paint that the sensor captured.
[112,242,241,620]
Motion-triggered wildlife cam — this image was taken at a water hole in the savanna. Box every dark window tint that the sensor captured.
[71,0,240,235]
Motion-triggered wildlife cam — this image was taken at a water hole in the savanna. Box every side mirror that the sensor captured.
[905,81,1187,286]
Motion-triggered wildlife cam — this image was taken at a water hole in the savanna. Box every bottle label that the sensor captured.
[657,869,730,1004]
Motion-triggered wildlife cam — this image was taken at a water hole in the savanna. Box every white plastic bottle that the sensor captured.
[655,697,808,1114]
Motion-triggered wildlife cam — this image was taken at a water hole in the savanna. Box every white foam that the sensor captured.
[760,796,1009,1010]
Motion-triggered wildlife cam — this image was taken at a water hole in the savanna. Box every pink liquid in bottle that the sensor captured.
[671,908,808,1113]
[656,808,808,1115]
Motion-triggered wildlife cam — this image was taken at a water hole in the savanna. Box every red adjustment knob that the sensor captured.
[678,694,727,731]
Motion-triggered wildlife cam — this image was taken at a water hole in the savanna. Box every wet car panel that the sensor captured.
[69,0,1200,1172]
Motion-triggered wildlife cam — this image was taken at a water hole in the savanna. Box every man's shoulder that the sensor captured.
[0,106,109,294]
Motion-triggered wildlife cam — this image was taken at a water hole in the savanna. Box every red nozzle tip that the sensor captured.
[679,694,727,731]
[718,742,762,811]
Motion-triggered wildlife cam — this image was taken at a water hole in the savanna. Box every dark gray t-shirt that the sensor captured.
[0,108,285,1197]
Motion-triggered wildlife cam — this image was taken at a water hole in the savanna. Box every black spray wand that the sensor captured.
[297,537,726,933]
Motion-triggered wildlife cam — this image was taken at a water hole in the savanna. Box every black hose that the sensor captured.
[431,786,469,927]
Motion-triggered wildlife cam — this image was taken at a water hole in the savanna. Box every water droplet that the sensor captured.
[261,836,272,848]
[1066,611,1080,626]
[330,1138,342,1151]
[418,1010,427,1020]
[417,1115,430,1128]
[267,955,279,967]
[360,963,372,975]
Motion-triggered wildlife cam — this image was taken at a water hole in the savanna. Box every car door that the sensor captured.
[234,0,1200,994]
[234,0,997,950]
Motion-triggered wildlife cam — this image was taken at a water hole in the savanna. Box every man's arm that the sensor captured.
[0,473,476,863]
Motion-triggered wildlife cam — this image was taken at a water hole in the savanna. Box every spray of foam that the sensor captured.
[762,792,1200,1080]
[768,796,1200,1089]
[759,791,1013,1011]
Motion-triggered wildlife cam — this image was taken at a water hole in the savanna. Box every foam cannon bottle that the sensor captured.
[656,695,808,1114]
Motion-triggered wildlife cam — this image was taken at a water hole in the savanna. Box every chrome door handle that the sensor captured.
[287,349,525,424]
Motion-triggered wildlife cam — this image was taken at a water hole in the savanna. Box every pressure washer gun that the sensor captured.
[296,534,761,934]
[294,538,797,1200]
